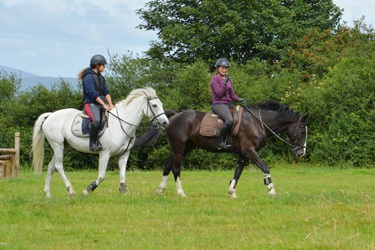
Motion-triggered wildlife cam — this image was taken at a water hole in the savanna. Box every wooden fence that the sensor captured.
[0,132,20,178]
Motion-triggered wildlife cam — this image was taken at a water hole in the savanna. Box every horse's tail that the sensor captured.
[134,110,178,147]
[32,112,52,173]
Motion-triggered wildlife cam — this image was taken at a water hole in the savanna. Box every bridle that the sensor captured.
[108,95,165,129]
[288,120,307,152]
[107,94,166,154]
[145,96,166,125]
[244,106,307,152]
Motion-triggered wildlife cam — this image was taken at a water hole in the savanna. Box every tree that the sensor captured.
[276,17,375,81]
[137,0,342,65]
[0,72,22,128]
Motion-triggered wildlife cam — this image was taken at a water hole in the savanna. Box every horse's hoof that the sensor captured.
[228,179,236,196]
[177,191,187,198]
[268,190,277,196]
[228,190,238,199]
[118,187,127,194]
[67,186,76,198]
[267,183,276,196]
[68,192,76,198]
[44,191,52,198]
[155,188,165,195]
[82,190,89,196]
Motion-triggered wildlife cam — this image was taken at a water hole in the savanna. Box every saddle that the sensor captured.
[71,110,108,137]
[199,106,244,137]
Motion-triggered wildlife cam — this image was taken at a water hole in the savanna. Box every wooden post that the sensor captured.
[0,160,5,177]
[13,132,20,177]
[0,132,20,178]
[0,155,11,177]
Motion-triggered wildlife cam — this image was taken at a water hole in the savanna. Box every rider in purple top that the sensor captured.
[211,74,240,104]
[210,58,246,150]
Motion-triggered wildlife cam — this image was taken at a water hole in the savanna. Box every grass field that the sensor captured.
[0,165,374,249]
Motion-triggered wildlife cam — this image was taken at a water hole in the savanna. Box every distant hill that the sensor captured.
[0,65,78,91]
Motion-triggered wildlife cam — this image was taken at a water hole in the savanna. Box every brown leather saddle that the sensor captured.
[199,106,244,137]
[71,110,108,138]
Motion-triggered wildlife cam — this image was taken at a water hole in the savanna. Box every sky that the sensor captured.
[0,0,374,78]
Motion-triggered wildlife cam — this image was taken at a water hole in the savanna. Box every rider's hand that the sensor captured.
[239,98,247,107]
[103,104,111,111]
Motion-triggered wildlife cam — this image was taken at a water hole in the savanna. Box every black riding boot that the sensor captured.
[217,123,232,150]
[89,124,102,152]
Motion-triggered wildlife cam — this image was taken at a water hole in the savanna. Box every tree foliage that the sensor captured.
[137,0,342,65]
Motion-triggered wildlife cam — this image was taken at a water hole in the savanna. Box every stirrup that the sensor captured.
[90,142,102,152]
[217,142,231,150]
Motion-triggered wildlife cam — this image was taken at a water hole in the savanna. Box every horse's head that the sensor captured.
[142,88,170,128]
[287,114,308,157]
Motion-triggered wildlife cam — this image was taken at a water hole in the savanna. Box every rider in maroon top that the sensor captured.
[210,58,246,150]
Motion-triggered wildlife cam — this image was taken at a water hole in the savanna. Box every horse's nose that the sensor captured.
[162,120,170,128]
[296,149,305,157]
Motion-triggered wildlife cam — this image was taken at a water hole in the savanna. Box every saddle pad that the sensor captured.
[199,114,221,137]
[199,106,244,137]
[71,112,106,137]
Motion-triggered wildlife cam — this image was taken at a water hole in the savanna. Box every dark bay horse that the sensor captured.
[138,100,308,198]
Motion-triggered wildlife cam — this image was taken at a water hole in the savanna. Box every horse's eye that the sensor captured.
[152,104,157,108]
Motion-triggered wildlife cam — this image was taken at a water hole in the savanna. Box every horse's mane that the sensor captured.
[253,100,300,120]
[116,87,157,108]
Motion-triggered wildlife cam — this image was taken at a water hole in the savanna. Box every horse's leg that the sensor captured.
[50,144,76,197]
[155,157,173,194]
[118,151,130,194]
[228,155,249,198]
[171,153,187,198]
[82,152,110,196]
[246,149,276,196]
[44,156,56,198]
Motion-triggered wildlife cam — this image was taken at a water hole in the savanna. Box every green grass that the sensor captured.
[0,166,374,249]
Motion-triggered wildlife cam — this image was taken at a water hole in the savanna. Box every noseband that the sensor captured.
[146,96,166,125]
[289,121,307,152]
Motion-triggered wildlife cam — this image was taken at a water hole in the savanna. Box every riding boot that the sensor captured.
[89,124,102,152]
[217,123,232,150]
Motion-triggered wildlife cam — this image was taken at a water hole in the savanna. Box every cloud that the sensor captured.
[0,0,156,77]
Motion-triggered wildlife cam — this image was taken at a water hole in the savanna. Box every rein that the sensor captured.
[107,95,165,155]
[243,106,304,151]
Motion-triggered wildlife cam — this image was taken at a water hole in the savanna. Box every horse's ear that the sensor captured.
[300,114,308,123]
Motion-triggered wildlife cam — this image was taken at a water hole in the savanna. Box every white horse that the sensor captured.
[32,87,169,197]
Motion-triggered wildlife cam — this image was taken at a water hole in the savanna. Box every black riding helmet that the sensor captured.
[215,58,230,68]
[90,54,107,68]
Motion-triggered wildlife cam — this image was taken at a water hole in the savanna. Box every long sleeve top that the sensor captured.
[82,68,110,104]
[210,74,240,104]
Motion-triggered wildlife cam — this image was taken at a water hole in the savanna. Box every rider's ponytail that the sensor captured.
[78,67,90,80]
